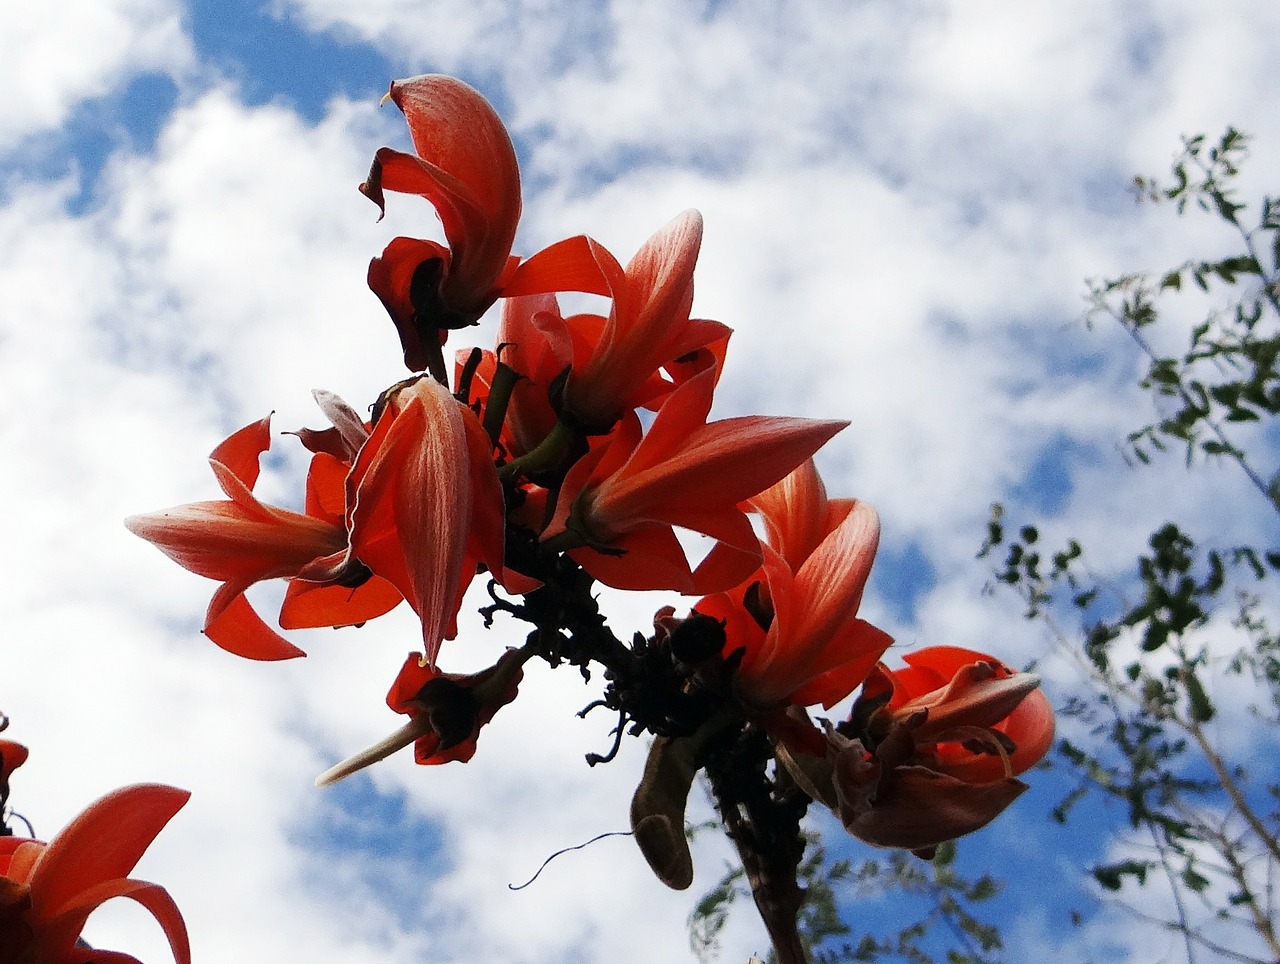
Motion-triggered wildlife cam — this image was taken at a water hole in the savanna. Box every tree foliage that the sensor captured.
[693,127,1280,964]
[982,128,1280,963]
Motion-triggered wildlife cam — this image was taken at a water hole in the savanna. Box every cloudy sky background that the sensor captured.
[3,0,1279,961]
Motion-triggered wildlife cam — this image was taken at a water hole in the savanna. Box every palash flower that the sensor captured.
[344,376,535,667]
[696,459,894,711]
[362,74,522,372]
[542,368,847,594]
[316,648,527,785]
[0,784,190,964]
[125,414,400,661]
[861,645,1056,783]
[502,209,731,431]
[800,646,1055,854]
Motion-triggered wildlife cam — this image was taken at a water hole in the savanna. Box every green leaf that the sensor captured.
[1181,865,1211,893]
[1093,860,1151,891]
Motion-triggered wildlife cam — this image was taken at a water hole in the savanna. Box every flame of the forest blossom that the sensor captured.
[820,646,1054,853]
[503,209,731,431]
[870,645,1055,783]
[697,460,893,710]
[543,369,848,594]
[0,784,191,964]
[387,649,525,765]
[316,649,527,785]
[362,74,522,371]
[345,376,533,667]
[124,416,399,661]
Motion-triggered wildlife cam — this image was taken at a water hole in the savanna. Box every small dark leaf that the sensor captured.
[1093,861,1150,891]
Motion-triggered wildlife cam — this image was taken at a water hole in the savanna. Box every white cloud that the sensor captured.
[0,0,192,150]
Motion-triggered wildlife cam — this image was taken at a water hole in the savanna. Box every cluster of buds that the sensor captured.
[125,74,1054,957]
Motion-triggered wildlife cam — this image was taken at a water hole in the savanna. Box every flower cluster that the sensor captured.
[124,74,1054,958]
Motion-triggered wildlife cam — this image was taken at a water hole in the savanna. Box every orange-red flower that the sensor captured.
[0,784,190,964]
[503,210,731,431]
[697,459,893,711]
[386,649,525,765]
[344,376,534,666]
[818,646,1054,853]
[316,648,527,785]
[125,415,400,661]
[863,645,1055,783]
[543,369,847,594]
[362,74,522,371]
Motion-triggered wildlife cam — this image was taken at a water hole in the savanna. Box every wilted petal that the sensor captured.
[317,649,526,784]
[835,756,1028,852]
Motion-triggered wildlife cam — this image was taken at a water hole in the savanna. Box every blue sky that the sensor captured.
[3,1,1279,961]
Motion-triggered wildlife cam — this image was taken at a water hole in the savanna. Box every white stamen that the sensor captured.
[315,716,434,787]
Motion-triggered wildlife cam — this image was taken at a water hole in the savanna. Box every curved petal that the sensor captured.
[0,740,29,783]
[786,501,880,659]
[39,877,189,964]
[26,785,189,929]
[570,525,695,593]
[209,415,273,492]
[391,75,520,253]
[204,584,306,660]
[750,459,831,572]
[610,209,702,340]
[348,379,473,666]
[687,537,764,596]
[501,234,618,299]
[277,576,403,630]
[367,236,451,370]
[363,75,521,312]
[886,646,1056,782]
[566,211,705,425]
[785,618,894,709]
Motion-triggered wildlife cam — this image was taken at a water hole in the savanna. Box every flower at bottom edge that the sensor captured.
[0,783,190,964]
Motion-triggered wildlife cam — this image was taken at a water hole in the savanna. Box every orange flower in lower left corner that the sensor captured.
[0,784,191,964]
